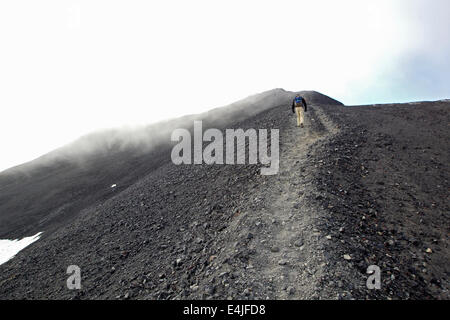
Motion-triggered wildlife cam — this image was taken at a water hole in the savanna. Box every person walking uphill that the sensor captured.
[292,94,307,127]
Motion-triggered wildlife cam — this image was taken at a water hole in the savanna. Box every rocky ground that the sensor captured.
[0,95,448,299]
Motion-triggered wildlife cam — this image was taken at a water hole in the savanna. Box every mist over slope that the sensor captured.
[0,89,341,239]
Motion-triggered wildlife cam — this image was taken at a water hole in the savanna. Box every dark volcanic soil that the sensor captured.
[0,95,448,300]
[311,102,449,299]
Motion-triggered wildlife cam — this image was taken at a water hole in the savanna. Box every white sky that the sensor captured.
[0,0,449,172]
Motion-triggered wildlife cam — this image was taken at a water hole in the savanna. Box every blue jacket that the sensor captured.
[292,96,307,113]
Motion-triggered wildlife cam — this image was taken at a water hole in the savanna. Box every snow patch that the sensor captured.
[0,232,43,265]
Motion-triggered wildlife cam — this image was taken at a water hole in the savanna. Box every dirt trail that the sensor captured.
[257,107,333,298]
[200,105,342,299]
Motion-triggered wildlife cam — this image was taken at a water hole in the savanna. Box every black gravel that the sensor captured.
[0,94,448,300]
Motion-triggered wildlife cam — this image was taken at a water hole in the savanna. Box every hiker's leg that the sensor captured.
[295,107,301,126]
[299,107,304,125]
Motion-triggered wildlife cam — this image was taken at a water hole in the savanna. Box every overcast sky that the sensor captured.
[0,0,449,172]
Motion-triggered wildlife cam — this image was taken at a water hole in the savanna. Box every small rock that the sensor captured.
[278,259,288,266]
[287,286,295,295]
[205,286,216,295]
[343,254,352,261]
[425,248,433,253]
[294,240,304,247]
[326,235,332,240]
[270,246,280,253]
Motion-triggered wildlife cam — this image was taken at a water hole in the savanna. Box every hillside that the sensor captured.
[0,88,305,239]
[0,92,448,300]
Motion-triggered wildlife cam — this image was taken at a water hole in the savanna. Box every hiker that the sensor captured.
[292,94,307,127]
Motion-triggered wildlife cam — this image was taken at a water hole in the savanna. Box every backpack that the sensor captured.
[292,96,307,112]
